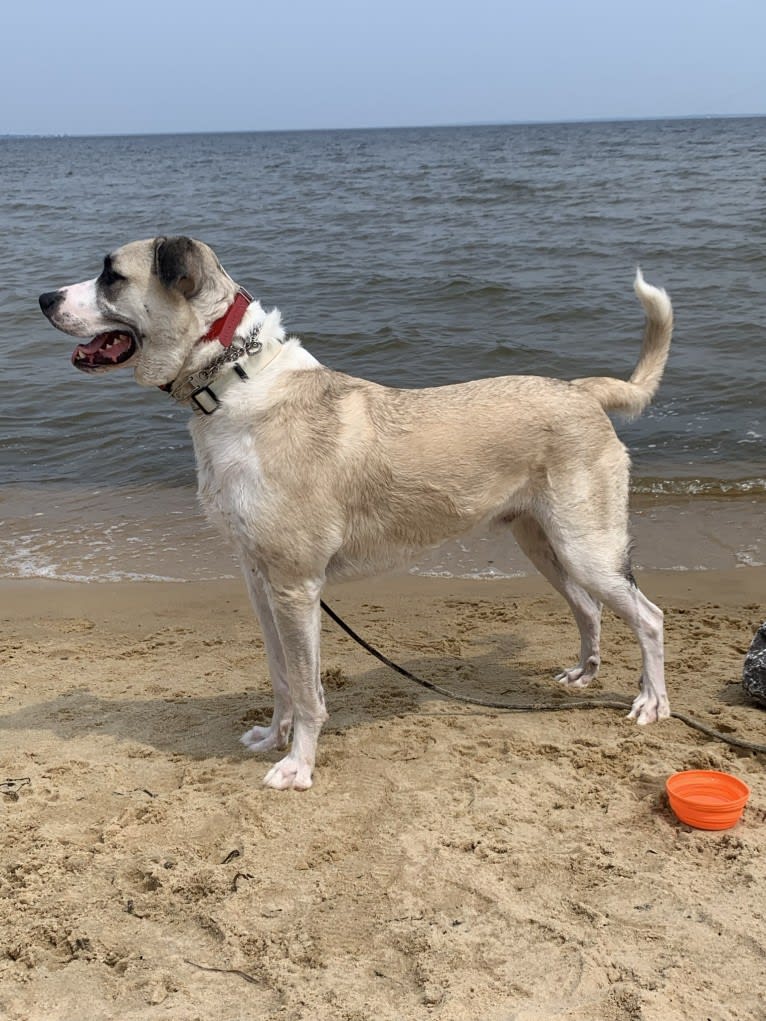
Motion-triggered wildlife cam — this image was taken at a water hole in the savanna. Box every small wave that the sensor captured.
[433,277,510,300]
[535,306,611,324]
[452,179,551,204]
[0,559,187,584]
[631,476,766,498]
[410,565,527,580]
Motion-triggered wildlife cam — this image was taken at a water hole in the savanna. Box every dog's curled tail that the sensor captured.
[572,269,673,418]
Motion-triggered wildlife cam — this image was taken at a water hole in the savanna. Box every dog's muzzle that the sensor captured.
[38,290,139,373]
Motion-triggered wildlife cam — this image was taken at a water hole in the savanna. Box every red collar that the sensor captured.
[201,288,253,348]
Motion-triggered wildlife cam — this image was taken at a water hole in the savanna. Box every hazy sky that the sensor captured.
[4,0,764,135]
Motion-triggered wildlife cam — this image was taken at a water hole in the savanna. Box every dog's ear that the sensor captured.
[153,236,204,298]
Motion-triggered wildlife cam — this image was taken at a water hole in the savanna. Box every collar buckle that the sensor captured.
[189,385,221,415]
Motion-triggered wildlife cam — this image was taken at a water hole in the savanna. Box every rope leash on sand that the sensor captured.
[320,601,766,755]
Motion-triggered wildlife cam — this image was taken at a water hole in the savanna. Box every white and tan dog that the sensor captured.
[39,237,673,790]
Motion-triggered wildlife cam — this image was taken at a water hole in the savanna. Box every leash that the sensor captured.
[319,600,766,754]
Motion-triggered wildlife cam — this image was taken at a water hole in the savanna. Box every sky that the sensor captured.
[3,0,765,135]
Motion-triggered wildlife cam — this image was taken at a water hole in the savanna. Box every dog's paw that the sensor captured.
[556,657,600,689]
[627,689,671,725]
[263,756,313,791]
[240,724,290,754]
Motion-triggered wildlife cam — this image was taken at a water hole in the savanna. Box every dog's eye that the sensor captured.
[99,259,126,287]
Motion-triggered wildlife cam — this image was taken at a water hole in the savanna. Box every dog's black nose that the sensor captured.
[39,290,63,316]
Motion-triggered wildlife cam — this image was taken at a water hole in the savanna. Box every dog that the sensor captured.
[39,236,673,790]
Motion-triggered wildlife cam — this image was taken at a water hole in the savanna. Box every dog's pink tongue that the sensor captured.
[77,336,112,356]
[72,331,133,366]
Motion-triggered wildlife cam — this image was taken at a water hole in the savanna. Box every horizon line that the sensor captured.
[2,110,765,140]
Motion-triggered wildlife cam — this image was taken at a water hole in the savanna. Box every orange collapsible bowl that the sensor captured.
[666,770,750,830]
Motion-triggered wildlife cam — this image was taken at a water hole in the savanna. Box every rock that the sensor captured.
[742,623,766,707]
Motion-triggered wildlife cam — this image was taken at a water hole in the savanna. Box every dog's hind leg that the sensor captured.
[257,574,328,791]
[598,577,667,725]
[545,526,668,725]
[510,514,602,688]
[239,563,294,754]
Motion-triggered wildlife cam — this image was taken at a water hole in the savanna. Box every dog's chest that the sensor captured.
[190,419,269,545]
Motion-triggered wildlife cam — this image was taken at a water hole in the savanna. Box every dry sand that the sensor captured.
[1,570,764,1020]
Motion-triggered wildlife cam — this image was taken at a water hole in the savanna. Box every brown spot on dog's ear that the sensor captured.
[153,236,203,298]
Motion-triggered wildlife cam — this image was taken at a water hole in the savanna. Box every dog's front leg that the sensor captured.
[259,576,328,791]
[239,563,294,754]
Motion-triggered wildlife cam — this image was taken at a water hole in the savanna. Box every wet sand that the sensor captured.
[3,488,766,582]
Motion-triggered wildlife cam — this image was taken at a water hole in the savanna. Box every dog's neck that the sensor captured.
[164,294,287,415]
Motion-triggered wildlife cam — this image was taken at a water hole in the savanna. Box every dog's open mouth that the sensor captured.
[72,330,138,372]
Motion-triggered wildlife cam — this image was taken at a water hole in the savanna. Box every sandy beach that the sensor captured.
[1,569,765,1020]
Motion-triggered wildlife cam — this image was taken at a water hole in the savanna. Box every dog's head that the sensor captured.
[38,236,238,387]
